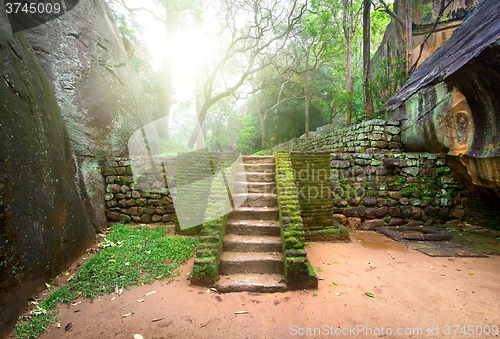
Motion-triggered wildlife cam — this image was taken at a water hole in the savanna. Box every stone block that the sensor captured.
[451,208,465,219]
[106,211,120,222]
[376,206,389,218]
[401,205,413,218]
[141,214,151,223]
[125,199,136,207]
[438,207,450,221]
[145,206,156,215]
[388,218,404,226]
[389,207,401,217]
[347,217,362,229]
[345,208,358,217]
[363,197,378,206]
[151,215,162,222]
[364,219,385,230]
[424,205,438,217]
[365,208,377,219]
[332,214,347,225]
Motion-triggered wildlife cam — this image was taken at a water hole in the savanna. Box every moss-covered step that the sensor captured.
[214,273,287,293]
[226,219,280,236]
[219,252,284,275]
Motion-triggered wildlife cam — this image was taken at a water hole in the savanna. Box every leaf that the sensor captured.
[365,293,375,298]
[469,273,475,276]
[332,282,338,287]
[235,311,248,314]
[134,335,144,339]
[145,291,156,296]
[122,312,133,318]
[137,299,145,302]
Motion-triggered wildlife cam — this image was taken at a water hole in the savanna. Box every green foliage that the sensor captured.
[15,310,58,339]
[70,224,198,298]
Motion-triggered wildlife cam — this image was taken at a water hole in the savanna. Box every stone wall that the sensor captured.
[271,119,403,154]
[330,153,467,230]
[102,157,176,225]
[289,153,348,240]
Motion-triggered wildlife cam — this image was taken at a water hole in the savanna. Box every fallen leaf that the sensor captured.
[334,293,341,296]
[365,293,375,298]
[122,313,133,318]
[64,323,72,331]
[152,318,163,322]
[110,297,116,301]
[145,291,156,296]
[134,335,144,339]
[71,301,82,306]
[332,282,338,287]
[137,299,145,302]
[57,323,61,328]
[235,311,248,314]
[469,273,475,276]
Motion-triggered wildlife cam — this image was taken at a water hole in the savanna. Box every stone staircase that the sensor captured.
[214,156,286,292]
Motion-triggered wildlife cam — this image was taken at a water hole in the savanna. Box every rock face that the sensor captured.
[385,0,500,205]
[371,0,478,103]
[0,19,94,339]
[21,0,154,230]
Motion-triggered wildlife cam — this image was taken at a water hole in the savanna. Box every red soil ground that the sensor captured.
[11,231,500,339]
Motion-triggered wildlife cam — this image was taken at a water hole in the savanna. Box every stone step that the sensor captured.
[238,163,275,173]
[233,182,276,194]
[226,219,281,236]
[223,234,282,252]
[241,156,275,164]
[219,252,284,275]
[229,207,279,220]
[235,172,275,182]
[232,193,277,208]
[214,273,287,293]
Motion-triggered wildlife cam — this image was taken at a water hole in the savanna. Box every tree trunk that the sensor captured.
[363,0,374,116]
[343,0,354,125]
[345,37,353,125]
[304,71,310,138]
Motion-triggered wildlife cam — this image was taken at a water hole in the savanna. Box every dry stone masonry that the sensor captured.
[330,153,466,230]
[272,119,403,154]
[102,157,176,225]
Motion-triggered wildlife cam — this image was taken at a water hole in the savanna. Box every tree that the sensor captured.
[250,69,303,149]
[115,0,202,139]
[363,0,374,116]
[187,0,307,148]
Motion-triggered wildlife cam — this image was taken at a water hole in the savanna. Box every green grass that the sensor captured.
[15,224,199,338]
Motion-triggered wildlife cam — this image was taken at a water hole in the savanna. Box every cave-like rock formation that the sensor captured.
[0,17,94,339]
[385,0,500,205]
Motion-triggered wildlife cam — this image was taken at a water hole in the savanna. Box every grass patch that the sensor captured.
[14,224,198,338]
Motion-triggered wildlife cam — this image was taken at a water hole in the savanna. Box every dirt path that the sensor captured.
[14,232,500,339]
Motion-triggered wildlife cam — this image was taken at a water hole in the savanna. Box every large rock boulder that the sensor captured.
[385,0,500,205]
[0,17,94,339]
[20,0,154,230]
